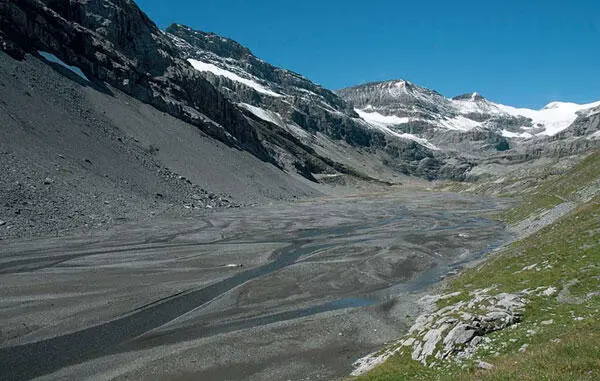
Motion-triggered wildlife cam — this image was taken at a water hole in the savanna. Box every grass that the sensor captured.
[351,151,600,381]
[355,198,600,381]
[498,150,600,223]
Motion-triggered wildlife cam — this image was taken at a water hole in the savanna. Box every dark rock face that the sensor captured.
[0,0,271,162]
[166,24,376,147]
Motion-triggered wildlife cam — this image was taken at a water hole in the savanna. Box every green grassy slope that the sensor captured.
[353,151,600,381]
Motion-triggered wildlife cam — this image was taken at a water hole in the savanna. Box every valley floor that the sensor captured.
[0,189,509,381]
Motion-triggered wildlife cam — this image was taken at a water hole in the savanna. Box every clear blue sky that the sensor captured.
[136,0,599,109]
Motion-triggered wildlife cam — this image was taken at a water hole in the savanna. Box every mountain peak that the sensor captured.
[452,92,486,102]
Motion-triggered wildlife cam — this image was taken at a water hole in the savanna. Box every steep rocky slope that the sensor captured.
[0,49,323,239]
[0,0,274,162]
[163,24,472,181]
[1,1,473,183]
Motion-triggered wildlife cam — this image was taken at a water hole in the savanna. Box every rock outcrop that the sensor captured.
[351,288,529,375]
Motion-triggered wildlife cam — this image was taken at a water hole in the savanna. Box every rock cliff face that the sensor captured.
[163,24,475,180]
[166,23,374,147]
[0,0,273,162]
[1,1,474,181]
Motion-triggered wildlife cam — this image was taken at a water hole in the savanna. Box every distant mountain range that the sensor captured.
[339,81,600,150]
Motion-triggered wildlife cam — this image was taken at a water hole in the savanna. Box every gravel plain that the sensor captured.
[0,191,509,381]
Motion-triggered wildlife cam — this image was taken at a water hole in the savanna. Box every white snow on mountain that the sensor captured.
[188,59,282,97]
[239,103,309,139]
[500,130,533,139]
[496,100,600,136]
[451,93,498,115]
[451,96,600,137]
[355,109,438,150]
[38,51,89,81]
[354,85,600,138]
[437,115,483,131]
[355,108,413,126]
[239,103,284,126]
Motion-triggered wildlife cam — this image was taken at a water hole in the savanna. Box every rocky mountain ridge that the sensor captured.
[164,23,469,181]
[1,1,472,183]
[338,80,600,158]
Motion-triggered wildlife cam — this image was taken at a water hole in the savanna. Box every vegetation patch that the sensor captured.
[349,152,600,380]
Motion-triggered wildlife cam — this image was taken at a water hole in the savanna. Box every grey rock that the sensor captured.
[477,361,495,370]
[519,343,529,353]
[443,324,476,348]
[469,335,484,347]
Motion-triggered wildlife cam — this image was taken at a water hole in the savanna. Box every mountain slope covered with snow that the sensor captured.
[338,81,600,156]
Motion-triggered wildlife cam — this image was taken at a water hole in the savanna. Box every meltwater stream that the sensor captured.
[0,196,510,381]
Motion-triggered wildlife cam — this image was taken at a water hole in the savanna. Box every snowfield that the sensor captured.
[38,51,89,81]
[355,109,439,150]
[355,86,600,138]
[496,100,600,136]
[188,59,282,97]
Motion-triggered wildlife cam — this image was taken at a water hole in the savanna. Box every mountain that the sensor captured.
[164,24,471,181]
[1,0,598,239]
[0,1,474,184]
[338,80,600,157]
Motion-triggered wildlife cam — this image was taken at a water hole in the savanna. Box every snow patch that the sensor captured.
[355,108,412,126]
[239,103,308,138]
[188,59,282,97]
[239,103,284,126]
[438,115,481,131]
[496,100,600,136]
[356,109,438,150]
[38,51,89,81]
[501,130,533,139]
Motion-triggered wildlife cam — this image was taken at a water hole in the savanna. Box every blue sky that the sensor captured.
[136,0,599,109]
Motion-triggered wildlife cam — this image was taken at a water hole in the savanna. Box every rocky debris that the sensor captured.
[518,343,529,353]
[352,289,528,376]
[557,279,588,305]
[509,201,578,240]
[0,127,238,239]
